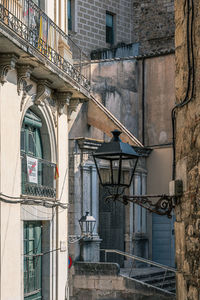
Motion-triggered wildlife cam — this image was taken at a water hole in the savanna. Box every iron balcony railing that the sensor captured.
[0,0,91,90]
[21,153,56,198]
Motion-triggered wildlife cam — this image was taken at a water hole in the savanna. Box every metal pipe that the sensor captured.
[100,249,176,273]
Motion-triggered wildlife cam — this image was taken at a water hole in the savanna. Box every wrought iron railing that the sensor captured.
[21,153,56,198]
[0,0,91,90]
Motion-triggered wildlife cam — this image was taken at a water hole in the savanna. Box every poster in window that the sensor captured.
[27,156,38,184]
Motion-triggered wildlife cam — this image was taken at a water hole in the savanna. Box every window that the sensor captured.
[68,0,72,31]
[24,221,43,300]
[106,12,114,44]
[21,109,56,198]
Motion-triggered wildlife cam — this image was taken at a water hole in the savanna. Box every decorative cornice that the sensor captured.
[34,80,52,106]
[54,91,72,115]
[0,53,19,85]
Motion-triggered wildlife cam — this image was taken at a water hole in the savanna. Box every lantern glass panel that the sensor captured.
[96,156,138,188]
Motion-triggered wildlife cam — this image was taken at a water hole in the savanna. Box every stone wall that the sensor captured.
[69,262,175,300]
[71,0,175,56]
[132,0,175,55]
[72,0,133,55]
[175,0,200,299]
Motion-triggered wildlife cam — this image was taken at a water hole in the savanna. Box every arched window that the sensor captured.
[21,109,56,198]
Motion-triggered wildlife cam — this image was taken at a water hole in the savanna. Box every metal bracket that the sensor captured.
[106,194,175,218]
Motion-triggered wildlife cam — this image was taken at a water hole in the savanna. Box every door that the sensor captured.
[152,213,175,267]
[24,221,43,300]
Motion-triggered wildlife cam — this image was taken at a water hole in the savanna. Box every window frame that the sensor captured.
[106,11,115,45]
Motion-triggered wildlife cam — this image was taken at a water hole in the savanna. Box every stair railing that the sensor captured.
[100,249,176,293]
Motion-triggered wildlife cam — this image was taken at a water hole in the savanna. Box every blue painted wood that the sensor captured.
[152,213,175,267]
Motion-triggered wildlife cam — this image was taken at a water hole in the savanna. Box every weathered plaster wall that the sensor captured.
[90,59,139,139]
[174,0,200,299]
[141,54,175,147]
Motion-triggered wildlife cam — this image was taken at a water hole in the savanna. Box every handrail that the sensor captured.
[100,249,177,273]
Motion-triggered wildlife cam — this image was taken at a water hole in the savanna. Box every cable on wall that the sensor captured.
[171,0,195,180]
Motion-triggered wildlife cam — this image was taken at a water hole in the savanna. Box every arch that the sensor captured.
[21,95,57,163]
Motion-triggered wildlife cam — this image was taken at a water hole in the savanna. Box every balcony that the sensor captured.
[0,0,90,92]
[21,153,56,198]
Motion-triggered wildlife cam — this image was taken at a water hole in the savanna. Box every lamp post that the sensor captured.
[78,211,101,262]
[93,130,182,218]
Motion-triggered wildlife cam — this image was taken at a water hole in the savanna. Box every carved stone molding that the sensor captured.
[17,64,34,95]
[34,80,52,106]
[0,53,19,85]
[68,98,81,120]
[17,64,34,111]
[54,91,72,115]
[49,105,57,127]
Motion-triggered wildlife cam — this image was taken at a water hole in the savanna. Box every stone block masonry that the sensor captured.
[69,262,175,300]
[132,0,175,55]
[175,0,200,299]
[71,0,175,56]
[71,0,133,55]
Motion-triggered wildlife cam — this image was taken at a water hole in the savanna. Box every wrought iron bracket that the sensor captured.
[106,194,176,218]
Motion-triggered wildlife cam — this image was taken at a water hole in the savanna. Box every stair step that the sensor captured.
[143,275,175,285]
[132,271,166,280]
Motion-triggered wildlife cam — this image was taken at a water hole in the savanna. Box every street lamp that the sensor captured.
[79,211,96,238]
[93,129,139,199]
[93,130,182,218]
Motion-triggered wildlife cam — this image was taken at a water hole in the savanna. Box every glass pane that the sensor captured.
[24,222,42,299]
[21,129,25,152]
[106,13,113,27]
[28,129,36,155]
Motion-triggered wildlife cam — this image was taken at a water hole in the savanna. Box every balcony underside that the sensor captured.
[0,24,90,100]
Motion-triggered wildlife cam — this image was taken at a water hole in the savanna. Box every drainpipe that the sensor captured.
[142,58,145,146]
[56,110,59,300]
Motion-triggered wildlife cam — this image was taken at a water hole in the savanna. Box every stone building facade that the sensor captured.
[68,0,177,272]
[132,0,175,55]
[175,0,200,299]
[69,0,175,56]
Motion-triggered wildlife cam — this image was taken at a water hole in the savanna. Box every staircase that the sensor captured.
[130,268,176,294]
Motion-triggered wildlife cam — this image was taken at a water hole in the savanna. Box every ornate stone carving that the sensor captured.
[17,64,34,95]
[68,98,81,120]
[34,80,52,106]
[0,53,19,85]
[17,64,34,111]
[54,91,72,115]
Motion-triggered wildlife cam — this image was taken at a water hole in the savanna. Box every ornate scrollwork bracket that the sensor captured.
[0,53,19,85]
[55,91,72,115]
[17,64,34,111]
[106,194,175,218]
[34,80,52,106]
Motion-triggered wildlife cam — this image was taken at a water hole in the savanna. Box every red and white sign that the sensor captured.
[27,156,38,184]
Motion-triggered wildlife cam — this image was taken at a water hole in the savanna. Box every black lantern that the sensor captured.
[93,130,140,196]
[79,212,96,237]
